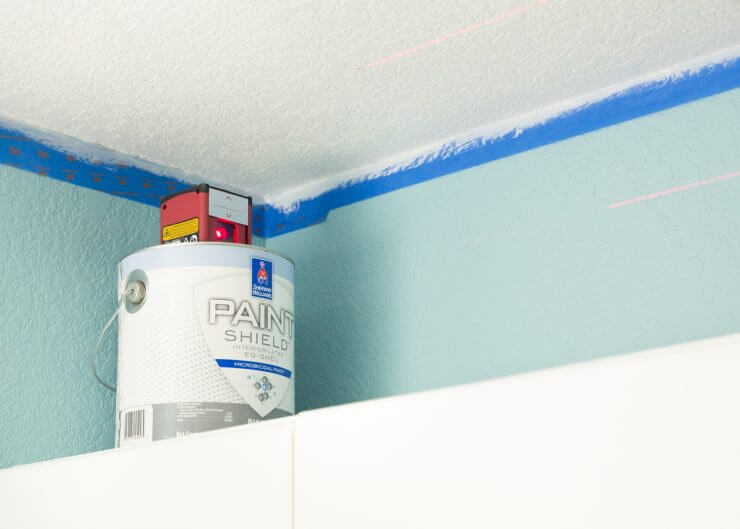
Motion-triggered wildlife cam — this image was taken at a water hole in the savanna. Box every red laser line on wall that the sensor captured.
[608,170,740,210]
[366,0,551,68]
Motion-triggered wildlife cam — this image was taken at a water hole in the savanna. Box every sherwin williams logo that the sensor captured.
[252,258,272,300]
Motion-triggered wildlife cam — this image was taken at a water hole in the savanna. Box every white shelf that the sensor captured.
[0,418,294,529]
[2,334,739,528]
[296,333,740,529]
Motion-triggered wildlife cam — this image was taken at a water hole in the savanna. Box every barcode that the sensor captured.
[124,409,145,440]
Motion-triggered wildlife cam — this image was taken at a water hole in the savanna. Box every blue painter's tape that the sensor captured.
[0,125,191,207]
[1,56,738,238]
[258,57,740,237]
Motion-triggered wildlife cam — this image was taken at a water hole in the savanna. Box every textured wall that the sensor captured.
[0,170,157,468]
[266,89,740,411]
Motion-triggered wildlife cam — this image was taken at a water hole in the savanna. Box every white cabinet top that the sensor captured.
[3,333,739,528]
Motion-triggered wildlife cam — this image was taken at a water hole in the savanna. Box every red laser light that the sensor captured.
[214,227,227,240]
[608,169,740,210]
[365,0,550,68]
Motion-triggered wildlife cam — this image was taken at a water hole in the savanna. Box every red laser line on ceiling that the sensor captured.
[365,0,551,68]
[607,170,740,210]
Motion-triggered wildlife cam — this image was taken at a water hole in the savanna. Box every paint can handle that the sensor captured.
[90,294,124,392]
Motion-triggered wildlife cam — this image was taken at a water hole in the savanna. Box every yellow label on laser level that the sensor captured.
[162,217,199,242]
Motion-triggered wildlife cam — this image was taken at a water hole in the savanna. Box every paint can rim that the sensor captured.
[120,242,294,266]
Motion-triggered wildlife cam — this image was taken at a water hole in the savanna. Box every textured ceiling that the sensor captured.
[0,0,738,206]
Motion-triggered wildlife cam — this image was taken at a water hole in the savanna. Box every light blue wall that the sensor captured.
[1,89,738,468]
[0,170,157,468]
[265,89,740,411]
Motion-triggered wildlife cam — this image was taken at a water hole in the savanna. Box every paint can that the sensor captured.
[116,242,294,447]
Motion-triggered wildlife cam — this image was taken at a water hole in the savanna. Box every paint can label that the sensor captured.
[196,274,293,417]
[116,244,294,447]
